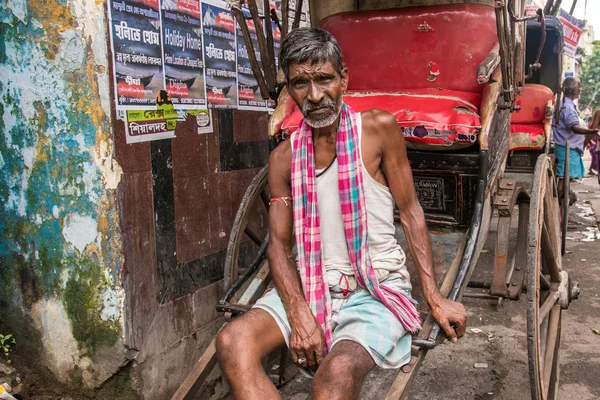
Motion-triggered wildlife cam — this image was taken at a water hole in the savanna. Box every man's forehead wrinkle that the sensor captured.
[289,61,335,79]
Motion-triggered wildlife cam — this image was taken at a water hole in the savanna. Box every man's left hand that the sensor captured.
[429,292,467,343]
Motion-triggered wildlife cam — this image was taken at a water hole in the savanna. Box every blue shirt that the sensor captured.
[553,97,584,153]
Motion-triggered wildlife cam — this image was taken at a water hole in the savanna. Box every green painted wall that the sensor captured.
[0,0,130,391]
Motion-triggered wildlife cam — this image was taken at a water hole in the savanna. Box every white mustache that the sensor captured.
[301,99,336,115]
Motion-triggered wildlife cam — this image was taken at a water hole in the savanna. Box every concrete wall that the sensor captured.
[0,0,131,393]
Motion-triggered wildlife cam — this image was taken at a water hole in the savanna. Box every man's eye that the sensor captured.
[293,80,307,88]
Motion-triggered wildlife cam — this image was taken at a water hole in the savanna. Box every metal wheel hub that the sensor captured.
[558,271,581,309]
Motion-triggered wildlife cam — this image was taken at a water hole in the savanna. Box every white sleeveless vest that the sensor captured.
[314,113,407,275]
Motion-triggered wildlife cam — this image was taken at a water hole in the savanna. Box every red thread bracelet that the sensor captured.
[270,197,293,207]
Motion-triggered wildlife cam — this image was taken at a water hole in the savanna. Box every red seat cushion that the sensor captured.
[281,90,481,150]
[508,84,553,151]
[320,4,498,94]
[512,84,554,124]
[509,124,545,151]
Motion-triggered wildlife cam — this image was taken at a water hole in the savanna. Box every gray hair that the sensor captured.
[279,27,345,80]
[563,76,581,96]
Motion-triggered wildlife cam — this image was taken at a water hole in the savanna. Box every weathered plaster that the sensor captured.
[5,0,27,24]
[62,213,99,253]
[31,299,81,383]
[0,0,127,392]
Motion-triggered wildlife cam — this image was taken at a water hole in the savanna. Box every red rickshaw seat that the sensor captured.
[509,84,554,151]
[277,4,499,150]
[281,90,482,150]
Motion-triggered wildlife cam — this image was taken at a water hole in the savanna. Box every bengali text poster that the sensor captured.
[109,0,165,109]
[161,0,207,108]
[236,7,267,110]
[202,0,238,108]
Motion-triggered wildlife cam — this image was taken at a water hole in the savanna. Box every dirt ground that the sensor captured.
[408,160,600,400]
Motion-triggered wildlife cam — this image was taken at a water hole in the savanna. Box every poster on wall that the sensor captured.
[558,9,584,58]
[161,0,207,109]
[287,0,310,28]
[108,0,165,109]
[125,108,178,143]
[201,0,239,108]
[236,8,267,110]
[187,109,213,133]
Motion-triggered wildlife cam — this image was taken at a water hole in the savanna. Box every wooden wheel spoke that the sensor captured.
[542,305,561,398]
[541,221,561,282]
[540,273,551,290]
[245,225,263,246]
[539,291,560,324]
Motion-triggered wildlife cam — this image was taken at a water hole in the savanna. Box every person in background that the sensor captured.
[586,135,597,176]
[553,77,599,199]
[589,110,600,182]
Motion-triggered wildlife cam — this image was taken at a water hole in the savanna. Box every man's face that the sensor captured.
[574,82,582,99]
[286,59,348,129]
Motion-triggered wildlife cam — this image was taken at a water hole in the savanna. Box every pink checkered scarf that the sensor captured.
[291,103,422,353]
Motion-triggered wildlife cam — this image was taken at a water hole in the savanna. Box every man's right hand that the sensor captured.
[289,307,325,368]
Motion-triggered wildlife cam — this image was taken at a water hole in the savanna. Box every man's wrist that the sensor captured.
[287,300,313,324]
[424,287,444,309]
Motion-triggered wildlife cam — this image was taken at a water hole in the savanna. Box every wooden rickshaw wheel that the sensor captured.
[223,164,270,294]
[560,142,570,255]
[527,154,563,400]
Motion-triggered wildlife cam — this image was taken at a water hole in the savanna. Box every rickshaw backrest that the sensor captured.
[320,4,498,95]
[512,84,554,124]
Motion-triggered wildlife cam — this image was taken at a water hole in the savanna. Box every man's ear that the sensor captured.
[340,67,349,91]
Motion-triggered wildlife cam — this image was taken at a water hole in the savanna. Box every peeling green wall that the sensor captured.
[0,0,128,391]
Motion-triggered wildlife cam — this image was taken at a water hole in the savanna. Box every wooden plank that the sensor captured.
[171,260,270,399]
[384,352,427,400]
[170,339,218,400]
[491,216,510,296]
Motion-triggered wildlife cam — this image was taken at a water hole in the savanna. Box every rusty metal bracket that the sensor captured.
[493,179,519,217]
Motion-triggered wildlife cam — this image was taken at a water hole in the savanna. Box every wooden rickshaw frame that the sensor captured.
[172,1,580,399]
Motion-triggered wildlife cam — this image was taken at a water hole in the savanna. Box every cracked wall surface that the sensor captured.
[0,0,129,392]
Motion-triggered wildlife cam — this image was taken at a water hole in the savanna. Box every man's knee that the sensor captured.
[312,353,363,395]
[216,310,282,370]
[216,321,250,368]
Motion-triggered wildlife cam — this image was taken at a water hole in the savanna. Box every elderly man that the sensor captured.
[216,27,467,399]
[554,77,599,193]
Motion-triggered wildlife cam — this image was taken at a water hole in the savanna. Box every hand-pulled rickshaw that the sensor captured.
[172,1,581,399]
